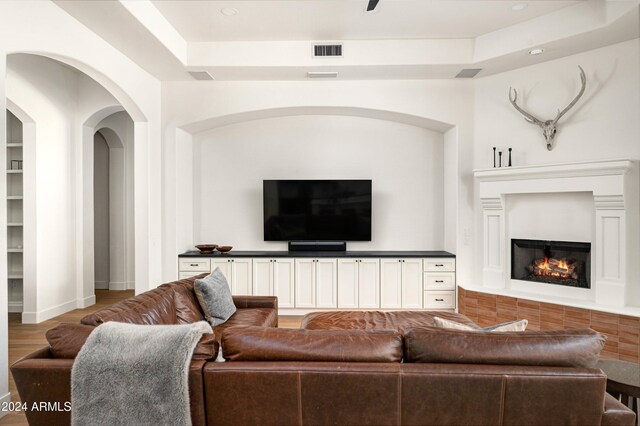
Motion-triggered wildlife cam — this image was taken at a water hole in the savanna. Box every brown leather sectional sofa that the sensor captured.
[11,275,636,426]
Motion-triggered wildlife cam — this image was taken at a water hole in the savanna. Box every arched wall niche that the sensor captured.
[163,105,459,280]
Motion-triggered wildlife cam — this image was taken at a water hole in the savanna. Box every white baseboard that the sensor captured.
[22,298,77,324]
[77,295,96,309]
[126,281,135,290]
[0,392,12,418]
[7,301,23,313]
[109,281,127,291]
[94,280,109,290]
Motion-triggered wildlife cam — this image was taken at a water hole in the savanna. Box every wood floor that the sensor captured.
[0,290,302,425]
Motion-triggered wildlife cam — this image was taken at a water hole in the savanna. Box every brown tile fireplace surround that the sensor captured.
[458,286,640,363]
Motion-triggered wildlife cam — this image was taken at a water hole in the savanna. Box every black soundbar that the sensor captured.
[288,241,347,252]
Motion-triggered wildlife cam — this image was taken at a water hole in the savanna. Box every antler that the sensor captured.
[509,87,543,125]
[552,66,586,124]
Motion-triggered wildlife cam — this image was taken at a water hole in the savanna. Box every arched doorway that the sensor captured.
[92,113,135,293]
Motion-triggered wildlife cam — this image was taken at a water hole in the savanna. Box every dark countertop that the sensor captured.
[179,250,455,258]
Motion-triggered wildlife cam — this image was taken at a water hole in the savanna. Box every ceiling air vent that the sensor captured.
[307,72,338,79]
[313,44,343,57]
[455,69,482,78]
[188,71,214,81]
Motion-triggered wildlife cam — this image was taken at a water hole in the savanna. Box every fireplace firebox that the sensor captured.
[511,239,591,289]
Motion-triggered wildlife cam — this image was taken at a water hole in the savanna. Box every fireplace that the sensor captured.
[511,239,591,289]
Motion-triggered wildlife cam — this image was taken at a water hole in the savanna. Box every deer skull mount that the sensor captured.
[509,66,586,151]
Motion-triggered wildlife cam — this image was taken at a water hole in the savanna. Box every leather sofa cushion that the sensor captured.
[212,308,278,342]
[222,326,403,362]
[404,326,606,368]
[80,286,178,326]
[301,310,479,333]
[164,278,206,324]
[46,323,94,358]
[45,323,219,360]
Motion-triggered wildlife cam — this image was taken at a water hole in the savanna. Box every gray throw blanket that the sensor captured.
[71,321,212,426]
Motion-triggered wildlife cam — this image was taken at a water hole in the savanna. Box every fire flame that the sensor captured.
[535,257,571,278]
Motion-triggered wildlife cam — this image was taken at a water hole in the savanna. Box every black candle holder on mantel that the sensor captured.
[491,147,513,168]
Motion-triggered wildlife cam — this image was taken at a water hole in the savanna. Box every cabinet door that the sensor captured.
[402,259,423,309]
[337,259,358,309]
[212,259,232,289]
[252,259,273,296]
[231,259,253,295]
[273,259,295,308]
[316,259,337,308]
[295,259,316,308]
[358,259,380,308]
[380,259,402,309]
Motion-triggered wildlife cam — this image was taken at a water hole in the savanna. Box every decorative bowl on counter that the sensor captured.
[195,244,218,254]
[216,245,233,253]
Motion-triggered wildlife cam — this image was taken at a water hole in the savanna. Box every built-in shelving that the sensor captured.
[6,110,24,313]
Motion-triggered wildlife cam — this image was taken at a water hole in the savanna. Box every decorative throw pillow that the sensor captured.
[194,268,236,327]
[433,316,528,332]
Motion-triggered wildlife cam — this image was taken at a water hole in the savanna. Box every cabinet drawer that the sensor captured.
[179,272,201,280]
[424,258,455,272]
[424,272,455,290]
[179,259,211,272]
[424,291,456,309]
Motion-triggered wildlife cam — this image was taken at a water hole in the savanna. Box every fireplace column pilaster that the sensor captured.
[481,196,506,289]
[593,194,626,307]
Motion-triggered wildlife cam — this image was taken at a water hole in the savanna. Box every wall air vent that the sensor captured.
[188,71,214,81]
[455,68,482,78]
[307,72,338,79]
[313,44,343,57]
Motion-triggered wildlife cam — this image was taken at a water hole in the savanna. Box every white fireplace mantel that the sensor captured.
[473,159,638,310]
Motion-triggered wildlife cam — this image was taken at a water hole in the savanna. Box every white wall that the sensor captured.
[193,115,444,250]
[93,132,110,289]
[472,39,640,295]
[473,39,640,168]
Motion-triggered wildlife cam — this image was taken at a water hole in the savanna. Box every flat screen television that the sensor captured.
[263,180,372,241]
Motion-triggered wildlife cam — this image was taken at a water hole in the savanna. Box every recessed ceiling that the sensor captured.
[151,0,581,42]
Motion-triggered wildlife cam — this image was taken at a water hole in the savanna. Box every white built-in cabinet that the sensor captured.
[337,259,380,308]
[252,259,295,308]
[380,259,423,309]
[178,254,456,312]
[211,258,253,295]
[295,258,337,308]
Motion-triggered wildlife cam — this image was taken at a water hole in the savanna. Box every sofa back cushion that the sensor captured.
[222,326,403,362]
[81,286,178,326]
[45,323,219,360]
[404,327,606,368]
[160,277,206,324]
